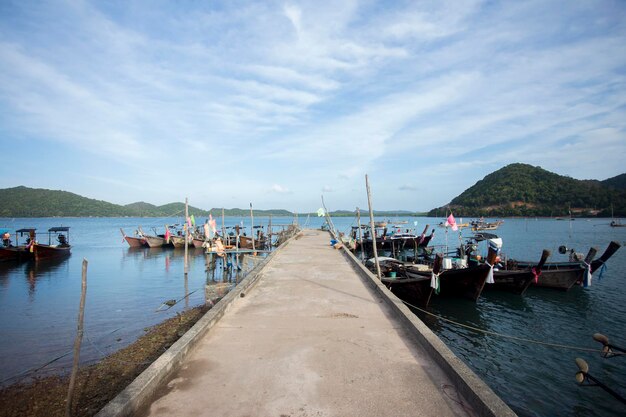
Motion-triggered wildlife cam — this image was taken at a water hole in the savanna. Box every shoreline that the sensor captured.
[0,305,209,417]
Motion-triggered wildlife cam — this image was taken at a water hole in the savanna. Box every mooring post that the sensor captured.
[357,207,364,261]
[250,203,256,252]
[184,197,189,277]
[365,175,382,279]
[66,259,88,417]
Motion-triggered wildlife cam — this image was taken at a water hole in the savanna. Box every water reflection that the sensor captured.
[24,257,71,297]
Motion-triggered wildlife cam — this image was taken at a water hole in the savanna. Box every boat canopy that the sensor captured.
[16,228,36,234]
[48,227,70,232]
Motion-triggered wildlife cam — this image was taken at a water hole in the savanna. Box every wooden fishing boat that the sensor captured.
[120,228,146,247]
[356,225,434,252]
[518,241,621,290]
[378,248,497,304]
[0,228,36,262]
[485,250,551,295]
[471,218,504,231]
[32,227,71,261]
[138,226,166,248]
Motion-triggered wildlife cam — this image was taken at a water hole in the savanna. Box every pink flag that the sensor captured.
[164,228,171,243]
[446,214,458,231]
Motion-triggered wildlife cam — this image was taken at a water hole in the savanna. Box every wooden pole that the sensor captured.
[184,197,189,277]
[250,203,256,252]
[66,259,88,417]
[365,175,382,279]
[268,214,272,249]
[357,207,364,261]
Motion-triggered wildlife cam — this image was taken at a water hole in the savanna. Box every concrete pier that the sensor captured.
[104,229,513,417]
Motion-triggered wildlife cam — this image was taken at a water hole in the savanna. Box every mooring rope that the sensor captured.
[399,299,624,355]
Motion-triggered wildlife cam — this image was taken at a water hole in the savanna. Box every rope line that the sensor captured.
[399,299,623,355]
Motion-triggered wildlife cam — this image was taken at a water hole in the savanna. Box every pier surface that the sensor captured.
[139,230,476,417]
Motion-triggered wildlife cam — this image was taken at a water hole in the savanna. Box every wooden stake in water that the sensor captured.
[250,202,256,252]
[357,207,364,261]
[66,259,88,417]
[365,175,382,279]
[184,197,189,277]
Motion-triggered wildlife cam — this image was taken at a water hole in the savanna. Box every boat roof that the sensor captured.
[48,227,70,232]
[16,228,36,233]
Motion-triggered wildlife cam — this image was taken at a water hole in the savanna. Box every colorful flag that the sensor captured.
[317,208,325,217]
[446,213,458,231]
[209,214,217,234]
[190,215,196,227]
[164,228,171,244]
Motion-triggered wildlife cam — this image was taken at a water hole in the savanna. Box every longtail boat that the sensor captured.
[381,258,437,307]
[517,241,621,290]
[120,228,146,247]
[377,247,497,304]
[0,228,37,262]
[32,227,71,261]
[138,226,166,248]
[486,249,551,295]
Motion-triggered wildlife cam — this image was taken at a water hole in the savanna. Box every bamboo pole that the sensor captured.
[65,259,88,417]
[250,203,255,252]
[365,175,382,279]
[184,198,189,277]
[357,207,364,261]
[268,214,272,249]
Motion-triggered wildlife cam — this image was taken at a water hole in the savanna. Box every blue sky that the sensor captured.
[1,0,625,212]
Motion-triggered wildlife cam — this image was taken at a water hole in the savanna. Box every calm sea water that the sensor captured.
[1,216,624,416]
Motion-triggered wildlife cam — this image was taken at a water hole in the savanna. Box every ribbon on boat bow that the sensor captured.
[485,262,495,284]
[583,261,592,287]
[531,266,541,284]
[430,271,441,295]
[596,261,607,281]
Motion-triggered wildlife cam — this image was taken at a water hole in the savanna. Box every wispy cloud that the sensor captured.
[0,1,624,211]
[269,184,292,194]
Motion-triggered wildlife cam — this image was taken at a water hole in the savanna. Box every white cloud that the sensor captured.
[270,184,292,194]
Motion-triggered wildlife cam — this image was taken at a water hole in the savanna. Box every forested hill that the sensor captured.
[0,186,290,217]
[428,164,626,217]
[602,173,626,190]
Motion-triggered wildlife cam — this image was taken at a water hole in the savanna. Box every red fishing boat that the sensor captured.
[0,228,37,262]
[32,227,71,261]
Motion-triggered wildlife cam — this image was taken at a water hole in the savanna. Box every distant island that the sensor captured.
[0,186,421,218]
[428,164,626,217]
[2,164,625,218]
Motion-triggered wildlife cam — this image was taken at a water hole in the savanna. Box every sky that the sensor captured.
[0,0,625,213]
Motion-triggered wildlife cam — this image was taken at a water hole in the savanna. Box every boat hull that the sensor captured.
[0,246,31,262]
[381,276,433,307]
[143,235,166,248]
[32,244,71,261]
[124,236,146,248]
[405,264,491,301]
[487,270,536,295]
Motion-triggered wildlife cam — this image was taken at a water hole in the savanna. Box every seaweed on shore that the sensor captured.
[0,305,208,417]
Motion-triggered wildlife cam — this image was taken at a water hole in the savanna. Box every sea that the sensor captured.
[0,216,624,416]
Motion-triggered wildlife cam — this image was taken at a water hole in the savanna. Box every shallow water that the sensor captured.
[1,216,624,416]
[330,216,626,417]
[0,216,279,384]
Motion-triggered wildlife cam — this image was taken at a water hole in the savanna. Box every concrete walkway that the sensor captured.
[139,230,474,417]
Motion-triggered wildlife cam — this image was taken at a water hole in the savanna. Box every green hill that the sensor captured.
[428,164,626,217]
[0,186,296,218]
[0,186,137,217]
[602,173,626,190]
